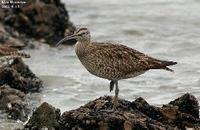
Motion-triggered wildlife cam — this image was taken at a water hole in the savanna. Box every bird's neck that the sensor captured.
[75,40,90,58]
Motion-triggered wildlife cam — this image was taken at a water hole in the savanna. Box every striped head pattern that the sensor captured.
[73,27,91,42]
[56,27,91,46]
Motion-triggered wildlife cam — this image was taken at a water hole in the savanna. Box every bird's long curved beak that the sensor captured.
[56,34,77,47]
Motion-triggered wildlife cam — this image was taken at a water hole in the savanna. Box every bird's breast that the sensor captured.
[75,42,87,58]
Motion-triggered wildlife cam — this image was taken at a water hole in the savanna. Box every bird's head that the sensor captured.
[56,27,91,46]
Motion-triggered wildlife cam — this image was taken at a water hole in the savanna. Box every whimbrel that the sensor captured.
[57,27,177,110]
[0,45,30,66]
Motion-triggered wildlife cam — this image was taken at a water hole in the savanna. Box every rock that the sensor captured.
[0,85,28,121]
[0,58,43,121]
[0,22,48,49]
[24,102,60,130]
[0,23,26,48]
[133,97,164,121]
[23,94,199,129]
[0,58,43,93]
[0,0,75,45]
[59,96,169,130]
[169,93,199,118]
[58,94,199,130]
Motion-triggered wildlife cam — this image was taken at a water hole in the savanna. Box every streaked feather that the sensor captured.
[77,42,177,80]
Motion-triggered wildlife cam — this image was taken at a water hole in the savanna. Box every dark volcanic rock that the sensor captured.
[0,58,43,93]
[25,102,60,130]
[0,58,43,121]
[0,23,25,48]
[0,0,75,45]
[0,85,28,121]
[23,94,200,129]
[58,94,199,130]
[169,93,199,118]
[22,93,200,130]
[0,23,46,49]
[59,96,170,130]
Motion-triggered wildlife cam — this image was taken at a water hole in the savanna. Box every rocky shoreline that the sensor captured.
[22,93,199,130]
[0,0,74,126]
[0,59,43,121]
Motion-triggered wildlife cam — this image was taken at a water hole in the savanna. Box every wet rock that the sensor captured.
[25,102,60,130]
[0,0,75,45]
[59,96,169,130]
[169,93,199,118]
[0,23,25,48]
[0,85,28,121]
[58,94,199,130]
[0,22,48,49]
[0,58,43,93]
[133,97,164,121]
[23,94,199,129]
[0,58,42,121]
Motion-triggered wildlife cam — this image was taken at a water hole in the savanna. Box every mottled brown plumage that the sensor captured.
[57,27,177,110]
[79,42,176,81]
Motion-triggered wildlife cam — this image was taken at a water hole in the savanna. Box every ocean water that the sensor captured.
[1,0,200,129]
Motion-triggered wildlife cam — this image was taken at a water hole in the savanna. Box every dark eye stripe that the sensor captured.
[76,28,88,34]
[77,32,88,36]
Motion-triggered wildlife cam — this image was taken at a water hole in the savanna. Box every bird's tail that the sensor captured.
[162,61,177,72]
[150,60,177,72]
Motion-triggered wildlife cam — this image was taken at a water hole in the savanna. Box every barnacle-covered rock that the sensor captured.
[0,58,42,92]
[0,85,28,121]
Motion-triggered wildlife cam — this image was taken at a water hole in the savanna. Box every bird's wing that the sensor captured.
[84,42,153,74]
[85,42,176,74]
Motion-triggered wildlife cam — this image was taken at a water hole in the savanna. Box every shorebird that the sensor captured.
[57,27,177,110]
[0,45,30,66]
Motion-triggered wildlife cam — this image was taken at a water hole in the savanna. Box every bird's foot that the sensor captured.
[99,99,118,112]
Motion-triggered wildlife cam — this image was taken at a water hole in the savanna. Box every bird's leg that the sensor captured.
[99,81,119,112]
[109,80,115,92]
[113,81,119,110]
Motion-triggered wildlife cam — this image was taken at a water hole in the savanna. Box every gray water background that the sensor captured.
[1,0,200,129]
